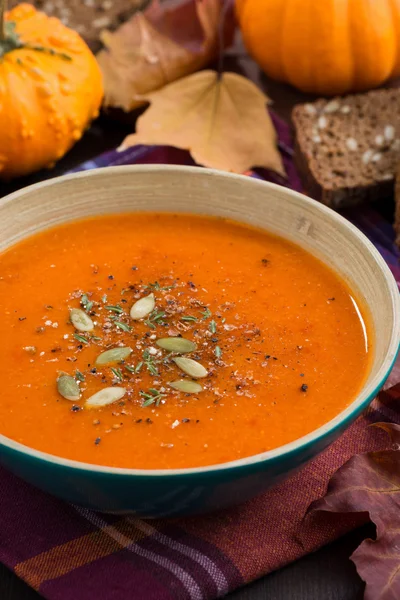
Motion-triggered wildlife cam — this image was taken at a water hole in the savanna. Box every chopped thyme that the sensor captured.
[113,320,131,332]
[181,315,198,322]
[111,367,124,382]
[143,349,159,376]
[124,364,136,374]
[105,305,124,314]
[135,361,144,373]
[75,370,85,382]
[144,310,167,329]
[144,281,175,291]
[73,333,89,344]
[102,294,108,303]
[215,346,222,359]
[209,320,217,334]
[140,388,167,407]
[80,293,93,313]
[201,307,212,319]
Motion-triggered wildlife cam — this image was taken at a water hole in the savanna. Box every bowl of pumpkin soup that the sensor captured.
[0,165,398,516]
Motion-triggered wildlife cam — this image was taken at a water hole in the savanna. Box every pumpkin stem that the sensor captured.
[0,0,7,42]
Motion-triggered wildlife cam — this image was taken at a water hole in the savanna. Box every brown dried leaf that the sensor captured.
[307,423,400,600]
[120,70,285,175]
[96,0,234,112]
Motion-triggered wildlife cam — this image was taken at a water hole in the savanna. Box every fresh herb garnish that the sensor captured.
[143,349,159,376]
[111,367,124,382]
[215,346,222,359]
[105,305,124,314]
[75,370,85,382]
[140,388,167,407]
[91,336,102,342]
[144,310,167,329]
[201,307,212,319]
[144,281,175,291]
[73,333,89,344]
[135,361,144,373]
[124,364,136,374]
[80,293,93,313]
[113,320,131,332]
[209,320,217,334]
[101,294,108,304]
[181,315,198,322]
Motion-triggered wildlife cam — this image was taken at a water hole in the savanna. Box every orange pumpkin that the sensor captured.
[0,3,103,179]
[236,0,400,96]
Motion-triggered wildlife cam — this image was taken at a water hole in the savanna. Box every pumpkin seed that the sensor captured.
[85,387,126,409]
[95,347,132,366]
[156,337,197,353]
[57,374,80,401]
[169,380,203,393]
[130,293,155,320]
[172,357,208,379]
[70,308,94,332]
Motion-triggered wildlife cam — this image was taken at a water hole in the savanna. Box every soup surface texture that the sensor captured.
[0,213,370,469]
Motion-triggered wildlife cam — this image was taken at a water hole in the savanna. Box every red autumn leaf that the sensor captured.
[307,423,400,600]
[96,0,235,112]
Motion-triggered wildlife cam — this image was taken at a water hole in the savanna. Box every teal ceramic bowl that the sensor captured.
[0,165,398,517]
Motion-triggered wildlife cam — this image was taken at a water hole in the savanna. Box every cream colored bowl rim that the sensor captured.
[0,165,399,476]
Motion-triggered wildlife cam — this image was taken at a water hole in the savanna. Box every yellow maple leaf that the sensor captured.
[120,70,285,175]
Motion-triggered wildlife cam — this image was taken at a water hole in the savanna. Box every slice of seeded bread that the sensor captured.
[9,0,147,51]
[292,89,400,209]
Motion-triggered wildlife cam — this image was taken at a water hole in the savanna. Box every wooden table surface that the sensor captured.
[0,64,383,599]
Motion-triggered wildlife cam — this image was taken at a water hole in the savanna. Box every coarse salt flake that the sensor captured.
[171,420,180,429]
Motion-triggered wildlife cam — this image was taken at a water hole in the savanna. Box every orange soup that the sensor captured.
[0,213,370,469]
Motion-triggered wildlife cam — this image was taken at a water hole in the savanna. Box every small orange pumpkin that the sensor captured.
[0,3,103,179]
[236,0,400,96]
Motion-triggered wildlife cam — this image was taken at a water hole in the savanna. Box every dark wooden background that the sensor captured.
[0,51,390,599]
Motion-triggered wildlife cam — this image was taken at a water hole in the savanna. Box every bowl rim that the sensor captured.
[0,164,399,476]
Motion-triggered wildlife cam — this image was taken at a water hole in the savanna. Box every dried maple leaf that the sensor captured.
[307,423,400,600]
[119,70,285,175]
[96,0,235,111]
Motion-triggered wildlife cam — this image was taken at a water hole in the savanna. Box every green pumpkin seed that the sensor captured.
[70,308,94,332]
[172,357,208,379]
[169,380,203,393]
[85,387,126,409]
[130,293,155,320]
[95,347,132,366]
[156,337,197,353]
[57,374,80,401]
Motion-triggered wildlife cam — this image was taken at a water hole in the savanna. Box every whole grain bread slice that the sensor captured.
[292,89,400,209]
